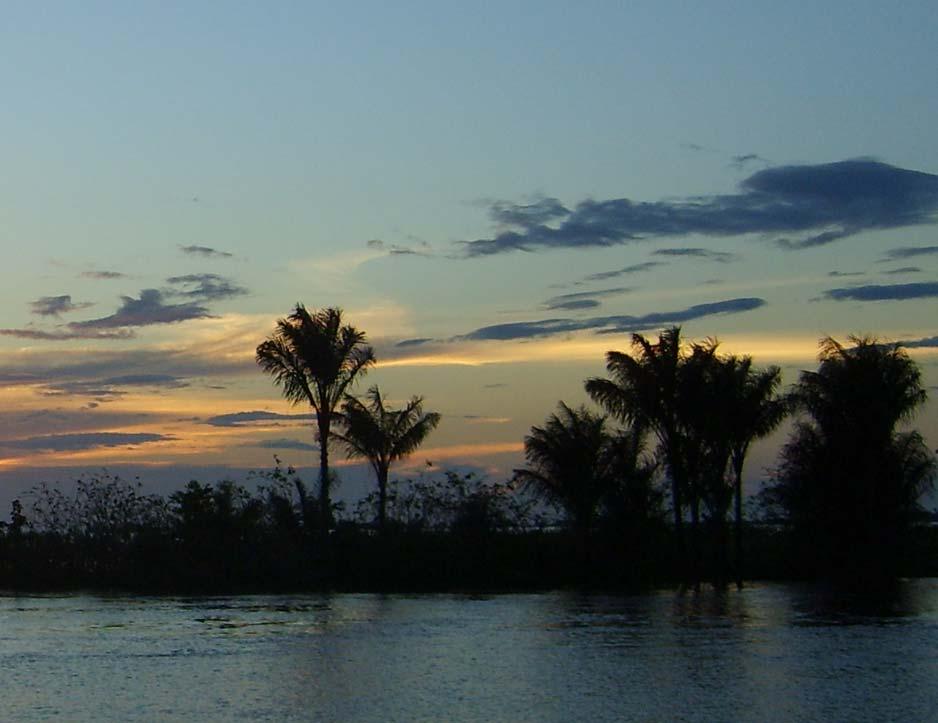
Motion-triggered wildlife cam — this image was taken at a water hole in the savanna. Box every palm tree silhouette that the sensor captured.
[514,402,618,557]
[723,357,784,587]
[585,327,692,574]
[774,335,934,579]
[256,305,375,530]
[334,386,441,532]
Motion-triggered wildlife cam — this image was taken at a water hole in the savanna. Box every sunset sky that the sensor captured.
[1,2,936,507]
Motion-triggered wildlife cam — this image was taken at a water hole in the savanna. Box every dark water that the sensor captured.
[2,581,938,721]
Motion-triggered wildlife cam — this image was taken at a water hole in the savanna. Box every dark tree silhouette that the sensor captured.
[586,328,693,575]
[334,386,441,532]
[723,357,784,586]
[768,336,935,580]
[514,403,619,553]
[256,305,375,530]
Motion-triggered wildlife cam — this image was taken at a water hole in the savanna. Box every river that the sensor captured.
[3,581,937,721]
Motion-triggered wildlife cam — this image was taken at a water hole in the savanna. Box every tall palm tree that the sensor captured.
[724,357,784,587]
[514,402,617,552]
[334,386,441,531]
[256,305,375,530]
[585,328,690,568]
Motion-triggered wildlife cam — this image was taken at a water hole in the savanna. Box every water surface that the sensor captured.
[3,581,937,721]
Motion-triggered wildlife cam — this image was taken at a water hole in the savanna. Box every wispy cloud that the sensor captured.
[543,287,631,311]
[0,327,135,341]
[30,295,94,317]
[457,297,766,341]
[0,432,173,452]
[253,438,318,451]
[580,261,665,283]
[652,248,737,263]
[204,411,316,427]
[823,281,938,302]
[460,160,938,256]
[81,270,127,280]
[179,244,233,259]
[166,273,249,301]
[883,266,922,275]
[881,245,938,261]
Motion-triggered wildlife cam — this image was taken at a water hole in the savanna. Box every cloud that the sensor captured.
[204,411,316,427]
[652,248,737,263]
[883,266,922,275]
[901,335,938,348]
[0,327,135,341]
[69,289,212,329]
[543,287,631,311]
[828,270,865,278]
[462,415,512,425]
[0,432,173,452]
[81,270,127,280]
[823,281,938,302]
[581,261,665,283]
[253,438,318,451]
[395,338,434,348]
[460,160,938,256]
[882,245,938,261]
[366,238,432,257]
[166,273,249,301]
[41,374,190,400]
[457,297,766,341]
[30,295,94,317]
[179,244,233,258]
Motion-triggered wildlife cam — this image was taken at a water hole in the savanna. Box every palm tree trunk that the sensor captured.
[377,465,389,533]
[733,458,744,589]
[318,415,331,532]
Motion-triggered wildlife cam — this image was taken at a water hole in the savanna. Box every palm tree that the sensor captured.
[334,386,441,531]
[724,357,784,587]
[256,305,375,530]
[585,328,691,570]
[771,335,934,579]
[514,402,617,554]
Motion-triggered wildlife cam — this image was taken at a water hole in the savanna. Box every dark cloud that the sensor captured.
[882,245,938,261]
[543,287,630,311]
[828,270,865,278]
[0,432,173,452]
[367,239,384,249]
[253,438,318,451]
[901,335,938,348]
[0,327,135,341]
[179,244,234,258]
[81,270,126,280]
[69,289,212,329]
[166,273,249,301]
[731,153,768,168]
[652,248,737,263]
[461,160,938,256]
[0,347,252,392]
[204,411,316,427]
[395,338,434,348]
[883,266,922,275]
[30,295,94,317]
[583,261,665,283]
[489,197,569,227]
[41,374,189,400]
[823,281,938,302]
[458,297,766,341]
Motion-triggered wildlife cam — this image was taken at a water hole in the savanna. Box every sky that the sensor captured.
[1,1,937,508]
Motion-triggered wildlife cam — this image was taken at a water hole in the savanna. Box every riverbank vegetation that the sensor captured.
[0,306,934,593]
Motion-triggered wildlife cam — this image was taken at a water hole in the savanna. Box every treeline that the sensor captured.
[0,305,934,592]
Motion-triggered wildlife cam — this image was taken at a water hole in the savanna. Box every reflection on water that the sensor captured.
[2,581,938,721]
